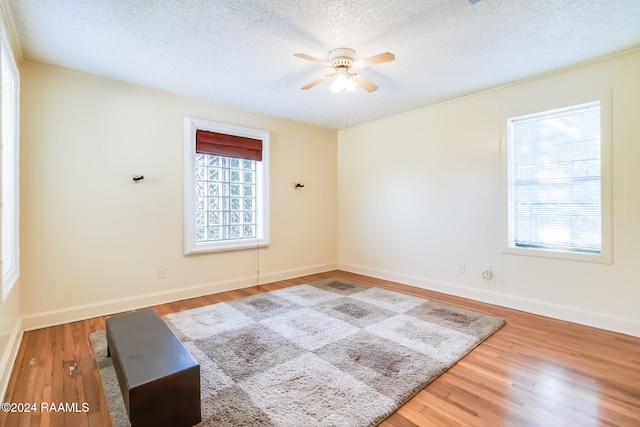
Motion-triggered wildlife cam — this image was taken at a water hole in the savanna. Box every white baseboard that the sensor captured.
[21,262,338,331]
[340,262,640,338]
[0,318,23,399]
[258,262,338,285]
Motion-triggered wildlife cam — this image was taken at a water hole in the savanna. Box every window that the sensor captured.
[506,101,611,262]
[1,28,20,300]
[184,118,269,254]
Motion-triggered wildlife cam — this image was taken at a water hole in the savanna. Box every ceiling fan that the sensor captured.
[294,48,395,93]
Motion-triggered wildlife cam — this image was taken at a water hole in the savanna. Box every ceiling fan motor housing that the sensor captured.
[329,48,355,69]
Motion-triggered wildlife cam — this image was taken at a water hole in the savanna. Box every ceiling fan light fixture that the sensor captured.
[330,69,356,93]
[345,76,357,91]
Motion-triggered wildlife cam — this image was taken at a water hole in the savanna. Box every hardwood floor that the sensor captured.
[2,270,639,426]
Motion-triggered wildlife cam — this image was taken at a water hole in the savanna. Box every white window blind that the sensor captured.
[508,101,601,254]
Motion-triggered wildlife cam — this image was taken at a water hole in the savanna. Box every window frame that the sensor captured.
[501,97,613,264]
[1,27,20,300]
[184,117,270,254]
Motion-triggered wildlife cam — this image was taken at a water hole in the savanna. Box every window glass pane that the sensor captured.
[195,181,206,196]
[195,166,206,180]
[508,102,601,254]
[208,168,221,181]
[208,212,220,225]
[208,183,220,196]
[195,227,206,241]
[208,227,220,240]
[196,154,259,242]
[242,160,254,170]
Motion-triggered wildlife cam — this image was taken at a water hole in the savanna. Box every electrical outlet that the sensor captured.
[158,269,167,279]
[481,264,492,280]
[458,263,466,273]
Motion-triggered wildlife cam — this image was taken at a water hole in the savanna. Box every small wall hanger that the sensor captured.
[294,183,304,189]
[133,175,144,183]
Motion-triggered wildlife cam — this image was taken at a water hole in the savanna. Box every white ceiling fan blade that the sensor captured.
[294,53,331,67]
[352,52,395,69]
[301,74,333,90]
[351,74,378,92]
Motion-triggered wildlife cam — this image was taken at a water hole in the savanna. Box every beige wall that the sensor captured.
[19,62,338,327]
[338,49,640,336]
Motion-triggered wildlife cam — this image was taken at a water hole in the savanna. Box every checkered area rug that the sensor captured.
[91,278,505,426]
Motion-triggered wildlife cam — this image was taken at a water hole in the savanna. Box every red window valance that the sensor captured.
[196,130,262,161]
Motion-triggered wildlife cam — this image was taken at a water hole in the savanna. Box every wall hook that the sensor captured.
[133,175,144,183]
[295,183,304,189]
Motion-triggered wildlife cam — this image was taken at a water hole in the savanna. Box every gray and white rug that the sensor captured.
[90,278,505,426]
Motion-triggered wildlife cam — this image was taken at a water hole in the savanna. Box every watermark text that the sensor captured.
[1,402,89,413]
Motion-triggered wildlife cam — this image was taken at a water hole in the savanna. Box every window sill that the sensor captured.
[502,246,612,264]
[185,239,269,255]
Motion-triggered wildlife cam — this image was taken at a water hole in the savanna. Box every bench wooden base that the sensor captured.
[106,308,201,427]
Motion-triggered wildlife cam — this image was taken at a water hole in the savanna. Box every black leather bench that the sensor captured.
[106,308,201,427]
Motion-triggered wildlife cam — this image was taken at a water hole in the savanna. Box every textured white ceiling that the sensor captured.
[6,0,640,129]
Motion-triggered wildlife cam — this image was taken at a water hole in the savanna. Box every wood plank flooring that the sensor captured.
[2,270,639,426]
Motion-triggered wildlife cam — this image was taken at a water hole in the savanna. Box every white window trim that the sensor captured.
[1,26,20,300]
[183,117,270,254]
[500,93,613,264]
